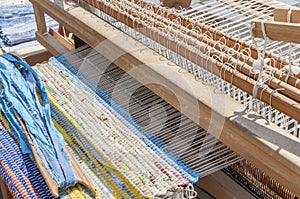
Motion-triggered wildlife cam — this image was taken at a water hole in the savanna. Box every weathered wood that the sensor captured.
[13,45,52,66]
[29,0,300,195]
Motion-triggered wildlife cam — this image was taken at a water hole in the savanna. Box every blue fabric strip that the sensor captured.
[0,54,77,188]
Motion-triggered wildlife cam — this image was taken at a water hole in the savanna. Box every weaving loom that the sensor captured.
[1,0,300,198]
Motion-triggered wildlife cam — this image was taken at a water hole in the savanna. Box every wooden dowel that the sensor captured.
[147,2,300,82]
[125,1,300,103]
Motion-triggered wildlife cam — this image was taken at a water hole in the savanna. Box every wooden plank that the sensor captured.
[36,32,70,55]
[252,20,300,44]
[274,8,300,23]
[32,4,47,34]
[0,177,13,199]
[49,28,75,50]
[24,51,52,66]
[198,171,255,199]
[30,0,300,195]
[13,45,52,66]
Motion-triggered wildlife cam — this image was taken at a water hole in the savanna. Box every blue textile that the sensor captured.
[0,3,58,47]
[0,54,77,188]
[0,120,58,199]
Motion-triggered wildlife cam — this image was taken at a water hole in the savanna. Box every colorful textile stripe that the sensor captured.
[0,120,57,199]
[34,58,195,198]
[55,54,200,183]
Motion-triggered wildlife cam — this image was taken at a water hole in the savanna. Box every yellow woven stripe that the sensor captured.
[67,185,85,199]
[48,91,149,198]
[53,124,103,199]
[76,184,93,199]
[53,117,124,199]
[0,110,12,133]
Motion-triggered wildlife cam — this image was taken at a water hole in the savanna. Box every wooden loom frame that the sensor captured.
[29,0,300,196]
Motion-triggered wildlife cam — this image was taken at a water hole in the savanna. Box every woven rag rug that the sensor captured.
[33,56,198,199]
[0,54,113,199]
[0,114,111,199]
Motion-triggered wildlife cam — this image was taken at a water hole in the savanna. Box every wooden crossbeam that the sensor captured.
[251,20,300,44]
[274,8,300,23]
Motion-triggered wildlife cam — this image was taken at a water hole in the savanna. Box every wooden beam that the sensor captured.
[29,0,300,195]
[198,171,255,199]
[36,32,70,55]
[32,4,47,34]
[252,20,300,44]
[274,8,300,23]
[13,45,52,66]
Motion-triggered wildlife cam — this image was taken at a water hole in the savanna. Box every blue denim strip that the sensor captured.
[52,55,200,183]
[0,54,77,188]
